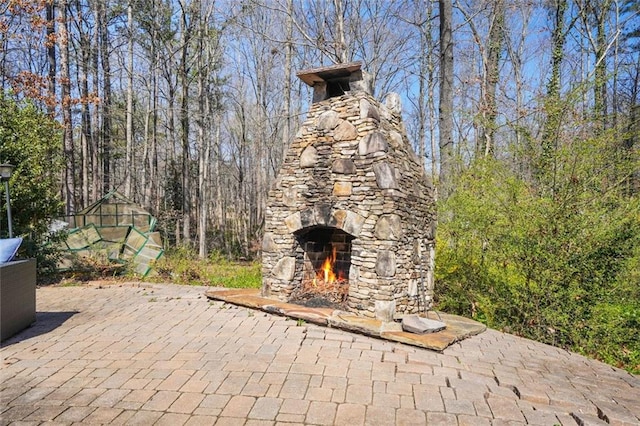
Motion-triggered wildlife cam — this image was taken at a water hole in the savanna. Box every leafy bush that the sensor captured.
[435,151,640,374]
[0,96,64,274]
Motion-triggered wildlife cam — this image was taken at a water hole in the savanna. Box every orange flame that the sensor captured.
[319,247,338,283]
[311,246,347,285]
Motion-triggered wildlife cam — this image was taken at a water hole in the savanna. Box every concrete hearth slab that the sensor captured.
[204,288,486,351]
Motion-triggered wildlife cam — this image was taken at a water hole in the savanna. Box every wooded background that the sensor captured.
[1,0,638,257]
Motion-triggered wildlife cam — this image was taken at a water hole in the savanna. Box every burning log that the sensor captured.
[290,278,348,308]
[308,246,347,299]
[290,247,349,308]
[303,277,348,300]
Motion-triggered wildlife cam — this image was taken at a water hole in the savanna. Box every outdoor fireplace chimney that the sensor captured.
[261,62,436,318]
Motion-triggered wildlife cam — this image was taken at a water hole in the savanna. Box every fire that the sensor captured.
[314,246,343,285]
[320,247,338,283]
[298,245,349,305]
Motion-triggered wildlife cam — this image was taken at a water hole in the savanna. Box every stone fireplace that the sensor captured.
[261,62,436,318]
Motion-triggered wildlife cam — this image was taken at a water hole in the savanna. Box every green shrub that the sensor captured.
[435,152,640,374]
[0,96,64,274]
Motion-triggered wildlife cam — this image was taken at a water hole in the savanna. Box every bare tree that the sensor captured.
[481,0,504,157]
[135,0,172,213]
[333,0,348,63]
[503,2,534,164]
[97,0,112,195]
[59,0,75,214]
[439,0,454,195]
[286,0,352,65]
[283,0,294,159]
[540,0,570,178]
[577,0,613,129]
[69,0,95,207]
[91,1,101,202]
[46,1,56,118]
[398,0,438,179]
[195,0,223,258]
[124,0,134,197]
[176,0,197,245]
[457,0,505,157]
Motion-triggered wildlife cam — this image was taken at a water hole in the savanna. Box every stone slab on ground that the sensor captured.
[205,288,485,351]
[401,314,446,334]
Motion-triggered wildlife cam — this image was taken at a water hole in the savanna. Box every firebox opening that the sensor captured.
[291,226,355,308]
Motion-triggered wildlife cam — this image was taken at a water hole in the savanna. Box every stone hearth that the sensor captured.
[261,62,436,319]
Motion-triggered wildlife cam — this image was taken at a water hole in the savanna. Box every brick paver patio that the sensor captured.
[1,282,639,425]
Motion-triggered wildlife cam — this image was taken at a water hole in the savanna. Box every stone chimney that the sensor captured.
[261,62,436,318]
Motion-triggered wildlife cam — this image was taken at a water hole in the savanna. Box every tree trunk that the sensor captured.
[124,1,134,198]
[593,1,610,130]
[150,5,160,213]
[76,0,92,207]
[577,0,612,132]
[540,0,568,181]
[178,1,193,245]
[480,0,504,157]
[504,4,532,174]
[333,0,348,63]
[418,15,427,164]
[150,60,159,213]
[413,0,435,180]
[438,0,454,197]
[59,0,75,214]
[46,1,56,118]
[98,0,112,195]
[197,2,209,259]
[91,1,100,202]
[283,0,293,160]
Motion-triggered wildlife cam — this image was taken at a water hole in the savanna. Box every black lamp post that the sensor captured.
[0,163,14,238]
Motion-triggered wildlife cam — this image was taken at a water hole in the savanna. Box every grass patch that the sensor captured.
[202,258,261,288]
[152,247,261,288]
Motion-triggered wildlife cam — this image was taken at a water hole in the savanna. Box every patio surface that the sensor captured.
[1,282,639,425]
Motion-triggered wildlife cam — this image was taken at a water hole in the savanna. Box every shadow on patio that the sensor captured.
[0,311,78,347]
